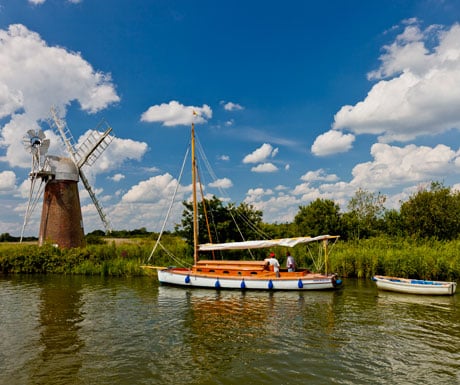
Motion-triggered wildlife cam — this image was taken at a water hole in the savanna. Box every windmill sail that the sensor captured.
[79,170,112,233]
[50,107,113,234]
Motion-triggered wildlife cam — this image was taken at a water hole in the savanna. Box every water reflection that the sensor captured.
[155,286,341,384]
[374,290,460,383]
[1,276,459,385]
[30,276,84,384]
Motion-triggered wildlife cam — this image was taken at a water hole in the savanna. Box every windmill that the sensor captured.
[21,107,114,248]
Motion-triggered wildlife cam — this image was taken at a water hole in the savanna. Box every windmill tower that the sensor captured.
[21,107,114,248]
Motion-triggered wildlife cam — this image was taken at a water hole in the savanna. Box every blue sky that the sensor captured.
[2,0,460,236]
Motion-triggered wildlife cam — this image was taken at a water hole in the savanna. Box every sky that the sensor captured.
[2,0,460,236]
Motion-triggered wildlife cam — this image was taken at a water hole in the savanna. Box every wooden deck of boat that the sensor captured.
[193,260,267,276]
[191,260,315,278]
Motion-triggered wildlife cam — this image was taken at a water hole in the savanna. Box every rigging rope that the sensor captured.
[195,137,270,245]
[146,146,190,263]
[20,176,46,242]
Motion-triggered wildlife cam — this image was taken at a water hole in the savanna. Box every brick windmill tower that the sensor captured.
[21,107,113,248]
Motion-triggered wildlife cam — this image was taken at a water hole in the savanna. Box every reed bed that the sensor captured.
[330,236,460,281]
[0,238,184,277]
[0,236,459,281]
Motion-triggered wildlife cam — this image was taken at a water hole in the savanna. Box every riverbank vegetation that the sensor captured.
[1,236,459,281]
[1,182,460,280]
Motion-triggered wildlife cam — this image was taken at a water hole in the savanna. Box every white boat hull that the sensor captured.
[158,269,341,291]
[373,275,457,295]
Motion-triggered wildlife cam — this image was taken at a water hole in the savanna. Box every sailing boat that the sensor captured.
[144,121,342,291]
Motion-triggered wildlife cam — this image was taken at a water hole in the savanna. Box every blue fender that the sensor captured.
[185,275,191,284]
[298,279,303,289]
[268,279,274,290]
[215,280,221,289]
[240,279,246,289]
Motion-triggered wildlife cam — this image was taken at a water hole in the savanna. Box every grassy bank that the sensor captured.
[330,236,460,281]
[0,235,189,277]
[1,236,459,281]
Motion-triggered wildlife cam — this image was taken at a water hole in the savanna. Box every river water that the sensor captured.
[0,275,459,385]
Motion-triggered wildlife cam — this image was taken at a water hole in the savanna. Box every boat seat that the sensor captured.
[195,260,268,271]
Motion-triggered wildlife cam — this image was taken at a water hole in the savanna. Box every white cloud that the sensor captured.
[301,169,339,182]
[109,173,125,182]
[251,163,278,173]
[221,101,244,111]
[106,173,192,232]
[311,130,355,156]
[0,24,120,169]
[219,154,230,161]
[140,100,212,126]
[122,173,187,203]
[0,171,16,193]
[349,143,459,189]
[329,22,460,144]
[243,143,278,163]
[244,189,300,224]
[292,182,315,196]
[245,187,273,199]
[208,177,233,189]
[28,0,81,4]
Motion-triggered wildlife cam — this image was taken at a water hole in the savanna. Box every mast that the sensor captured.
[323,238,328,275]
[191,122,199,264]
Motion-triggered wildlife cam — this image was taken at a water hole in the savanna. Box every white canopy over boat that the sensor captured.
[199,235,339,251]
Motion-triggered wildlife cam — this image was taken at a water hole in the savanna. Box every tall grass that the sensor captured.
[0,237,185,277]
[330,236,460,280]
[1,235,459,281]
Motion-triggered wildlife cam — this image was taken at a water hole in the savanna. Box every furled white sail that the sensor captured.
[199,235,339,251]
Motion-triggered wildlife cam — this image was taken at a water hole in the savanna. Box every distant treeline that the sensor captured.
[0,228,160,244]
[0,233,37,242]
[7,182,460,245]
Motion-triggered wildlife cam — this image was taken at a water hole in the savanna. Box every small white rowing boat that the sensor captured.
[373,275,457,296]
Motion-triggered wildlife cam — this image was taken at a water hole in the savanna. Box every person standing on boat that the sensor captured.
[265,252,280,277]
[286,251,296,272]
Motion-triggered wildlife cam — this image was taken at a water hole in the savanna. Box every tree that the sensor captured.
[261,222,296,239]
[175,196,263,247]
[400,182,460,240]
[0,233,16,242]
[294,199,341,236]
[382,209,404,237]
[230,201,264,241]
[345,188,386,239]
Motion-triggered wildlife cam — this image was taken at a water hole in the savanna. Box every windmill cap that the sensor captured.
[47,155,79,181]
